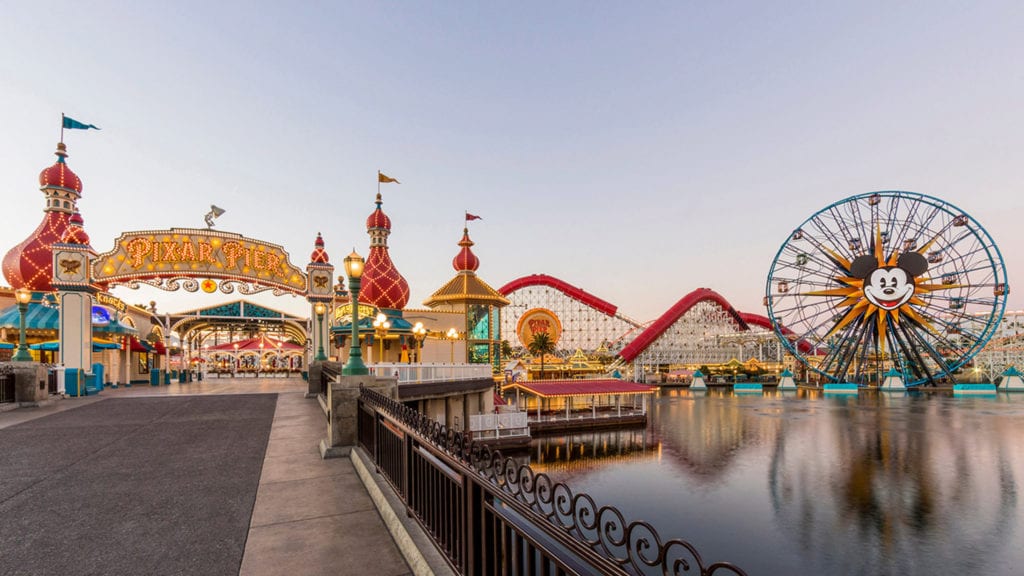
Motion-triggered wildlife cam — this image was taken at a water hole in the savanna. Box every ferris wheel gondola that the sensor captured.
[765,191,1008,386]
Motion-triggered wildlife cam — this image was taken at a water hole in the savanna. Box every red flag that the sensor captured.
[465,212,482,221]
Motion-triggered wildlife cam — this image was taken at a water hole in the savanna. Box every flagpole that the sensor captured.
[378,170,381,197]
[60,113,65,143]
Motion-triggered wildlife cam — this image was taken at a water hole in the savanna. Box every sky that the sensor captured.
[2,1,1022,323]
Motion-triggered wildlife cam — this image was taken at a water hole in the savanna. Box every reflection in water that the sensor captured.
[769,393,1018,575]
[531,389,1024,576]
[529,426,657,481]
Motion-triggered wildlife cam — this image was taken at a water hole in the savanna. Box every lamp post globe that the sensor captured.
[373,313,391,363]
[314,302,327,362]
[12,288,33,362]
[412,322,426,364]
[446,327,459,364]
[342,251,368,375]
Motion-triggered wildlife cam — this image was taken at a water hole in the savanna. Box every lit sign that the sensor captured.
[334,303,377,323]
[516,308,562,348]
[93,228,307,292]
[95,292,127,313]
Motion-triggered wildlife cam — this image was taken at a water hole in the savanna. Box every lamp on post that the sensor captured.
[12,288,33,362]
[373,313,391,363]
[342,251,368,375]
[446,327,459,364]
[233,342,239,376]
[314,302,327,362]
[412,322,427,364]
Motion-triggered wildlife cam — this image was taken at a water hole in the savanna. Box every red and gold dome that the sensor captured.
[38,143,82,193]
[360,193,409,310]
[365,193,392,230]
[309,232,330,263]
[3,143,88,291]
[61,212,91,246]
[453,228,479,272]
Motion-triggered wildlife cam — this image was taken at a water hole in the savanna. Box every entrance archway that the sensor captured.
[53,227,336,390]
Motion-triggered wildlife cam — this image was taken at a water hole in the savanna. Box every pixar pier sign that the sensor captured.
[92,228,307,292]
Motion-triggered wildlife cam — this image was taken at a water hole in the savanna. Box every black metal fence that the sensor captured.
[357,387,747,576]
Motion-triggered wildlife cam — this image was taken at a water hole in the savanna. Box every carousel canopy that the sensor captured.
[206,334,303,352]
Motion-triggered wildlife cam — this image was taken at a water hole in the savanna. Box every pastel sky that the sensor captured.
[2,1,1021,322]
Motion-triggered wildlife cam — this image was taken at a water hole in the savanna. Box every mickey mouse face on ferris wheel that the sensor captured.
[850,252,929,311]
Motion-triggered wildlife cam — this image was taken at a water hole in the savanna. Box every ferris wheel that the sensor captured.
[765,191,1008,386]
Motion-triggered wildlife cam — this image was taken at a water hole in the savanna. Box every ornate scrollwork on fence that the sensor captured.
[359,387,747,576]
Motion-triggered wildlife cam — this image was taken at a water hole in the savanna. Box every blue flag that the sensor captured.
[62,116,100,130]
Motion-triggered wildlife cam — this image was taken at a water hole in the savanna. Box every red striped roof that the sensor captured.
[498,274,617,317]
[510,379,653,398]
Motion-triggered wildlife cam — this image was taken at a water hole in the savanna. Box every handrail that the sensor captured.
[367,363,493,384]
[358,386,747,576]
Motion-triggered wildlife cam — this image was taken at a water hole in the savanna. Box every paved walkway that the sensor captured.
[0,377,421,576]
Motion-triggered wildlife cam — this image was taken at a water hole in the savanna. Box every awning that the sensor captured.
[0,302,59,331]
[28,339,124,352]
[129,337,153,353]
[152,340,167,355]
[94,320,138,336]
[0,342,13,350]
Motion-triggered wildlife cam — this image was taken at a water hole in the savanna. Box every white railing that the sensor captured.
[469,411,530,439]
[368,363,494,384]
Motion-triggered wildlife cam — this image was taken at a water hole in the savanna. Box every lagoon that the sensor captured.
[527,388,1024,576]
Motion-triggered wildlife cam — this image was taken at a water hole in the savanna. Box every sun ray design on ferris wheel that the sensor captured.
[765,191,1008,387]
[804,225,963,354]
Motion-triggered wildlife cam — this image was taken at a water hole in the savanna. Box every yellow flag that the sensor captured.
[378,171,400,184]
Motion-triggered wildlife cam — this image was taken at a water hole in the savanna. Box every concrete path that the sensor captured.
[0,377,417,576]
[238,389,411,576]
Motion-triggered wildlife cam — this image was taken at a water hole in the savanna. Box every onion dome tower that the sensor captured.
[309,232,330,264]
[3,143,86,291]
[424,227,509,368]
[61,212,92,247]
[305,232,336,363]
[359,193,410,311]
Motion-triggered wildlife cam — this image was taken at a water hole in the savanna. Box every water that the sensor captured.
[526,388,1024,576]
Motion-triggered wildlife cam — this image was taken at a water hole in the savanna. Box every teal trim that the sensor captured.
[734,383,763,391]
[242,302,286,318]
[824,383,859,393]
[200,302,242,317]
[1003,366,1023,377]
[954,383,997,391]
[779,369,794,377]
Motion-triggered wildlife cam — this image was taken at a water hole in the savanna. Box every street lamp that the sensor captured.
[314,302,327,362]
[233,342,239,376]
[446,327,459,363]
[411,322,427,364]
[342,250,368,375]
[12,288,33,362]
[373,313,391,363]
